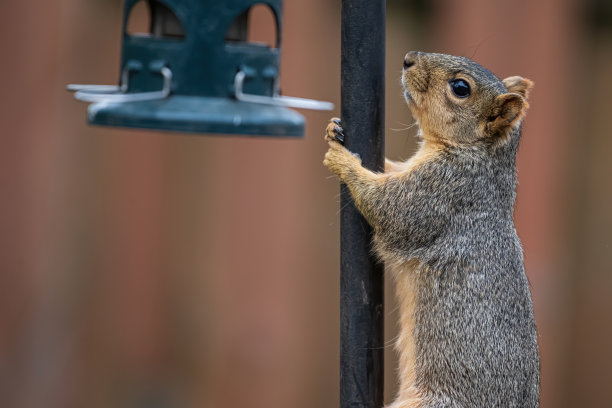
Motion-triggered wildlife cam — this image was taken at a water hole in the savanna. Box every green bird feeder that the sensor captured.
[68,0,332,137]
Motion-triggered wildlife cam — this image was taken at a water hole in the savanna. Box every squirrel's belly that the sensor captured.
[388,259,423,407]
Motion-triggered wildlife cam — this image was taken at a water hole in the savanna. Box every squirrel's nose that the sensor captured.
[403,51,420,70]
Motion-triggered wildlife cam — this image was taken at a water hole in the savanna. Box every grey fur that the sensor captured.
[324,52,540,407]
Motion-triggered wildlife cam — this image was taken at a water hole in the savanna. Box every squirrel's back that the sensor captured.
[379,144,539,407]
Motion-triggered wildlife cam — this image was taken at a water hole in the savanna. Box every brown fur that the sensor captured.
[386,259,424,408]
[324,52,539,408]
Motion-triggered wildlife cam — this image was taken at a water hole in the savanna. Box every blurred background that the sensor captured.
[1,0,611,407]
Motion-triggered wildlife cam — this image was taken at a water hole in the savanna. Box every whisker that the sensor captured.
[367,333,401,350]
[336,199,355,216]
[390,121,418,132]
[384,334,401,348]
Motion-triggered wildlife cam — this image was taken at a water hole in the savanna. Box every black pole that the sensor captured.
[340,1,385,408]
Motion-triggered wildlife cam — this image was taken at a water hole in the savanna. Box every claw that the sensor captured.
[332,118,341,125]
[333,126,345,143]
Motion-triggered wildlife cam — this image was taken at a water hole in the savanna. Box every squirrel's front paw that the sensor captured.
[325,117,345,144]
[323,117,362,178]
[323,139,361,179]
[323,143,344,176]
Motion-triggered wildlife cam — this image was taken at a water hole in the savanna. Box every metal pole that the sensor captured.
[340,1,385,408]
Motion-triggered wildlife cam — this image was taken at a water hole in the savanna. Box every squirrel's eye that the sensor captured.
[449,79,471,98]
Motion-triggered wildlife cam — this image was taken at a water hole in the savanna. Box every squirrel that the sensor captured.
[323,51,540,408]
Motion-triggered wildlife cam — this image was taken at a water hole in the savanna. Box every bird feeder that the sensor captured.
[68,0,332,137]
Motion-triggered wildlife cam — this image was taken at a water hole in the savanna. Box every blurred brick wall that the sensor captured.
[0,1,341,407]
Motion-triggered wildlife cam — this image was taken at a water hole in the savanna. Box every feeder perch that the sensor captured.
[68,0,332,137]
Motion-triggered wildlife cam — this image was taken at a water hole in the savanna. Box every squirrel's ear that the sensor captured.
[485,92,528,138]
[502,76,534,99]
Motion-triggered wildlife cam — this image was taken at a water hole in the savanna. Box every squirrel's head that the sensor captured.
[402,51,533,148]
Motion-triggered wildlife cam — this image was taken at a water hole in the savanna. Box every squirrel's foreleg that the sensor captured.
[323,119,389,228]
